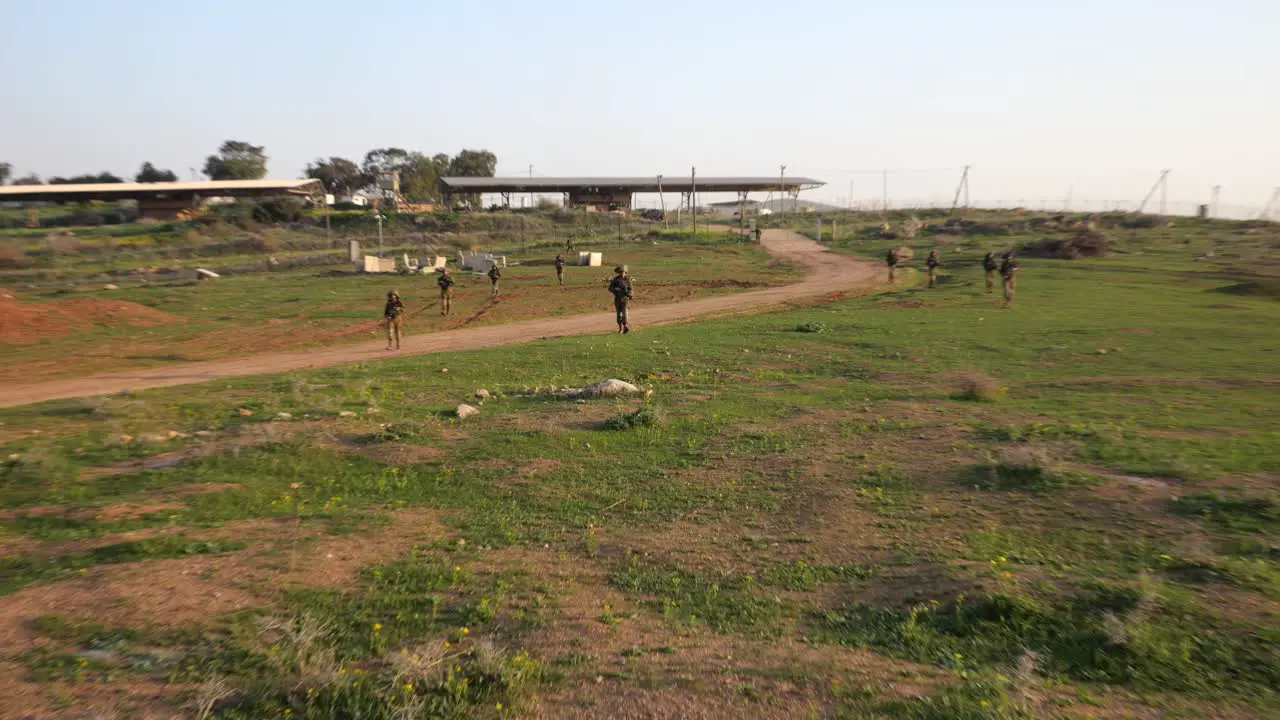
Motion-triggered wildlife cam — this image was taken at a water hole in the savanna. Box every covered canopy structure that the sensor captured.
[438,175,824,212]
[0,179,325,220]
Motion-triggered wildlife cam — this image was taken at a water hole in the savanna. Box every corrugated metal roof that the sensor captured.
[439,176,824,192]
[0,178,323,198]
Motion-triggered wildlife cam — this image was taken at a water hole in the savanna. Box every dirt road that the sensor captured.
[1,231,879,408]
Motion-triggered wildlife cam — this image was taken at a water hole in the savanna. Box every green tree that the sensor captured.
[135,162,178,183]
[10,173,41,186]
[361,148,411,183]
[49,172,124,184]
[305,157,365,198]
[447,149,497,177]
[0,163,11,185]
[203,140,268,181]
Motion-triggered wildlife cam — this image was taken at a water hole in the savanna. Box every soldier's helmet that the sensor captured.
[614,265,625,274]
[388,289,397,297]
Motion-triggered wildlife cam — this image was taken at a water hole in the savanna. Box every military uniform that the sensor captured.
[487,263,502,297]
[383,290,404,350]
[437,271,456,316]
[982,252,998,293]
[886,249,899,283]
[999,254,1019,307]
[554,255,566,286]
[926,251,939,288]
[608,266,633,334]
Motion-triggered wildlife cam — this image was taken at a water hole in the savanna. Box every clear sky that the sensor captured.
[2,0,1277,214]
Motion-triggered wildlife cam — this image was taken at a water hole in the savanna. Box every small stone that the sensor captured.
[7,453,19,461]
[339,411,357,418]
[167,430,187,439]
[237,408,254,417]
[1096,349,1108,355]
[274,412,293,421]
[440,368,449,373]
[474,389,491,400]
[104,284,118,290]
[119,434,134,443]
[456,404,480,419]
[194,430,214,437]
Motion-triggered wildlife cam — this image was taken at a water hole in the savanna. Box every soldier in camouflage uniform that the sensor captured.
[383,289,404,351]
[999,252,1019,307]
[608,265,633,334]
[885,249,899,283]
[982,252,998,293]
[487,262,502,297]
[926,250,939,288]
[437,268,456,316]
[554,254,566,287]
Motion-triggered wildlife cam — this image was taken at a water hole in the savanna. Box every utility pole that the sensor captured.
[376,213,384,255]
[690,166,697,236]
[848,179,854,209]
[1136,169,1171,214]
[949,165,970,214]
[528,165,534,209]
[779,165,786,215]
[1259,187,1280,220]
[1211,185,1221,218]
[657,174,667,228]
[882,169,888,213]
[1064,185,1074,212]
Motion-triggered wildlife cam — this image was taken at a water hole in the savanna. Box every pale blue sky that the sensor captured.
[2,0,1277,213]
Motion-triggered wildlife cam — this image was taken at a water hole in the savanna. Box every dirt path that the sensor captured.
[1,231,879,408]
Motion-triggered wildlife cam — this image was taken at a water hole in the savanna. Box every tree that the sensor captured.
[49,172,124,184]
[304,157,364,198]
[11,173,42,186]
[0,163,11,185]
[135,162,178,183]
[447,149,497,177]
[203,140,268,181]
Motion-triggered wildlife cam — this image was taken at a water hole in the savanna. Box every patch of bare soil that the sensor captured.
[0,294,179,345]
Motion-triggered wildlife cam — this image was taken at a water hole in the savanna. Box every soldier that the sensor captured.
[982,251,999,293]
[926,250,939,288]
[554,254,566,287]
[437,268,456,316]
[608,265,633,334]
[487,262,502,297]
[885,249,899,283]
[383,289,404,351]
[999,252,1019,307]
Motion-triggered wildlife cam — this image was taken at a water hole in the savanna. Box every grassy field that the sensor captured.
[0,214,1278,718]
[1,229,791,384]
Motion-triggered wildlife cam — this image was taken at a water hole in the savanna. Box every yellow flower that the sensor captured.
[980,700,990,708]
[454,565,462,572]
[443,641,451,648]
[461,627,470,634]
[402,683,414,692]
[496,703,504,710]
[373,623,383,631]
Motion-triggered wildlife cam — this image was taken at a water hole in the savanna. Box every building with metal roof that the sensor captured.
[439,175,824,211]
[0,179,325,220]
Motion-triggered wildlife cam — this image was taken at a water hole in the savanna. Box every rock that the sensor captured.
[456,403,480,419]
[274,412,293,421]
[195,268,221,280]
[104,284,118,290]
[118,434,135,443]
[474,389,491,400]
[440,368,449,373]
[167,430,187,439]
[237,408,254,417]
[585,379,642,398]
[1096,349,1108,355]
[194,430,214,437]
[339,411,358,418]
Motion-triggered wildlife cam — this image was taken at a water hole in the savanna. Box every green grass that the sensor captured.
[0,536,246,594]
[1,213,1278,716]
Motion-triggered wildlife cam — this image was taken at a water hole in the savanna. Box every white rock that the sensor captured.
[474,389,491,400]
[195,268,221,280]
[338,411,357,418]
[274,412,293,421]
[585,379,642,398]
[104,284,119,290]
[455,403,480,419]
[167,430,188,439]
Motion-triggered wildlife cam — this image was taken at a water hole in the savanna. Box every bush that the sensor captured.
[954,373,1005,402]
[253,197,305,224]
[794,322,830,334]
[603,404,663,431]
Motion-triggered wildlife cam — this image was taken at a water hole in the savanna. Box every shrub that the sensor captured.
[954,373,1005,403]
[794,322,830,334]
[603,404,663,431]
